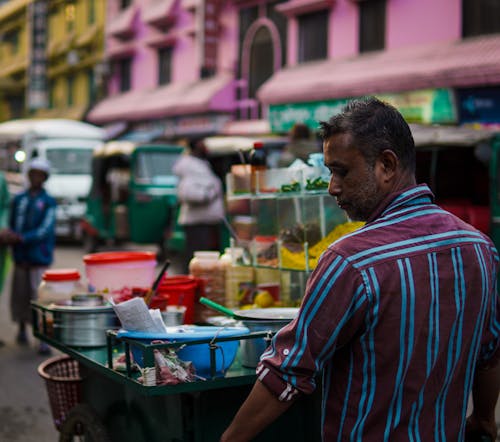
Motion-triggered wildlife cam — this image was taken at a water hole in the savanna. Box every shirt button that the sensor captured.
[283,349,289,355]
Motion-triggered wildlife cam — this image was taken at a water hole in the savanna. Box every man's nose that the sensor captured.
[328,176,341,196]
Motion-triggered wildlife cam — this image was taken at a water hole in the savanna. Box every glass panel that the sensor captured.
[158,47,172,85]
[46,148,94,174]
[134,151,180,184]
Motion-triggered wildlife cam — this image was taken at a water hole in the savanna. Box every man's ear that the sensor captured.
[378,149,398,181]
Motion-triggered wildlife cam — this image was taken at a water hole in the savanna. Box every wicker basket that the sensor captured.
[38,355,82,431]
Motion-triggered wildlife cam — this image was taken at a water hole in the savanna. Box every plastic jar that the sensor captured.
[220,248,254,308]
[189,251,225,322]
[38,269,86,305]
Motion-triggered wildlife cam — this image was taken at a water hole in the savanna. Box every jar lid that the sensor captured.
[83,251,157,265]
[193,251,220,260]
[254,235,277,243]
[43,269,81,281]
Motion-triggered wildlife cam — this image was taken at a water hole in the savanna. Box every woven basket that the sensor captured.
[38,355,82,431]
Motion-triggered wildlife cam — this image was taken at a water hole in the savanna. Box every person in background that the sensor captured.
[9,157,56,355]
[278,122,320,167]
[221,98,499,441]
[173,138,224,273]
[0,171,12,347]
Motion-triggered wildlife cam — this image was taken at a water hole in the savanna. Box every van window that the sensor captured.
[134,151,180,185]
[46,148,94,174]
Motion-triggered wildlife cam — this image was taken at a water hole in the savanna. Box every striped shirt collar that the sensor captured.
[366,183,434,223]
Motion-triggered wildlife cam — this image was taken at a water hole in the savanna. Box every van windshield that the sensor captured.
[134,151,180,185]
[46,148,94,174]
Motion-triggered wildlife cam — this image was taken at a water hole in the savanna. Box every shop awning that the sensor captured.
[143,0,177,26]
[87,74,235,124]
[258,34,500,105]
[86,89,150,124]
[131,74,235,120]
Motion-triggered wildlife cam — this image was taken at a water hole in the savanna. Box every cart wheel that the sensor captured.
[59,404,110,442]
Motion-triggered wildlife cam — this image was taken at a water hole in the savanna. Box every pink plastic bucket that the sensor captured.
[83,251,157,294]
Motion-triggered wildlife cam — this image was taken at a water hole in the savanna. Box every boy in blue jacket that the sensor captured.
[9,157,56,354]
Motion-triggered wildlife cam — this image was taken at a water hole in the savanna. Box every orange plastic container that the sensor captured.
[154,276,203,324]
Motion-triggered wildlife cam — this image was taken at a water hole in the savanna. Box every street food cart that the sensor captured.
[32,302,321,441]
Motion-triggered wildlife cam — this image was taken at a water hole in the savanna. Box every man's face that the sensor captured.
[28,169,47,189]
[323,133,385,222]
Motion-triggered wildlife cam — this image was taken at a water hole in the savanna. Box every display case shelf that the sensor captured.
[225,167,364,308]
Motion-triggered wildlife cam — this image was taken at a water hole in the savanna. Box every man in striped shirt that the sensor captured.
[221,98,500,441]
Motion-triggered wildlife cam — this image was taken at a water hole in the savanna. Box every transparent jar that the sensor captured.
[221,247,254,309]
[38,269,86,305]
[189,251,225,322]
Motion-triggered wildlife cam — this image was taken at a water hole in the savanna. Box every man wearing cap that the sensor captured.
[8,157,56,354]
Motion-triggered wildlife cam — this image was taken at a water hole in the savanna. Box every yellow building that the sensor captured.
[0,0,106,122]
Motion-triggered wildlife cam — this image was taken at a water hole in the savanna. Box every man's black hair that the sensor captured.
[319,97,416,173]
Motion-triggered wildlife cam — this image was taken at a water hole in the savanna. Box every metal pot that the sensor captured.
[51,304,117,347]
[238,308,299,368]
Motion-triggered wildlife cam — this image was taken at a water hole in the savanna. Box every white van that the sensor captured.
[0,119,105,239]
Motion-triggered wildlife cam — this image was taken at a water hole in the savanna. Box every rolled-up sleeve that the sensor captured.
[257,250,368,401]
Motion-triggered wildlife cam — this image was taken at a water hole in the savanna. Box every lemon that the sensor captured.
[254,290,274,308]
[240,304,255,310]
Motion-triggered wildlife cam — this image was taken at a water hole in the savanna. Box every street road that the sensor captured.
[0,243,498,441]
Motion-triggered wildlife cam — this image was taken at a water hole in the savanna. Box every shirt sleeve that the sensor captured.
[257,249,368,401]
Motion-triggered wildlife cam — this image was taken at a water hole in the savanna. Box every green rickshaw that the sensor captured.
[80,141,185,258]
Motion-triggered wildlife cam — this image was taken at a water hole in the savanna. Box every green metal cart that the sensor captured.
[32,302,321,442]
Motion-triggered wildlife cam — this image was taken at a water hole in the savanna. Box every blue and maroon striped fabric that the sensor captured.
[258,184,500,441]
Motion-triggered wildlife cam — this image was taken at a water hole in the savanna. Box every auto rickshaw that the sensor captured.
[80,141,185,258]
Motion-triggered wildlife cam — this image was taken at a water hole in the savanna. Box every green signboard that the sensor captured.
[269,88,457,133]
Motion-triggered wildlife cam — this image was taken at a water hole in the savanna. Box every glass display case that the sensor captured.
[225,166,363,308]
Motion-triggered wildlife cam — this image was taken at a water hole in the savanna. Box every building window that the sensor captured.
[463,0,500,37]
[298,11,327,63]
[48,80,55,108]
[87,68,96,103]
[4,29,20,55]
[120,0,132,10]
[267,0,287,67]
[65,2,76,32]
[359,0,386,53]
[88,0,95,24]
[249,26,274,99]
[67,75,74,106]
[158,47,172,85]
[118,58,132,92]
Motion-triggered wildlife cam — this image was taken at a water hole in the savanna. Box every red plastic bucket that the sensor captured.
[154,276,202,324]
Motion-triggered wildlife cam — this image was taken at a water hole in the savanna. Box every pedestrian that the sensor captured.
[278,122,320,167]
[0,170,12,347]
[221,97,499,441]
[173,138,224,273]
[9,157,56,355]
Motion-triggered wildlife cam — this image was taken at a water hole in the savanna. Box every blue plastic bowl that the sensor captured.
[117,326,250,378]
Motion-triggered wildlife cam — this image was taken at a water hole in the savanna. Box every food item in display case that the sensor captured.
[279,222,322,251]
[189,251,225,322]
[280,221,365,270]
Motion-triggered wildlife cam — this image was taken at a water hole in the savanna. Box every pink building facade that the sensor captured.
[87,0,500,138]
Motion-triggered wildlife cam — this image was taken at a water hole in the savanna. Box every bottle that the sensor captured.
[189,251,225,323]
[220,247,254,309]
[249,141,267,192]
[38,268,86,305]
